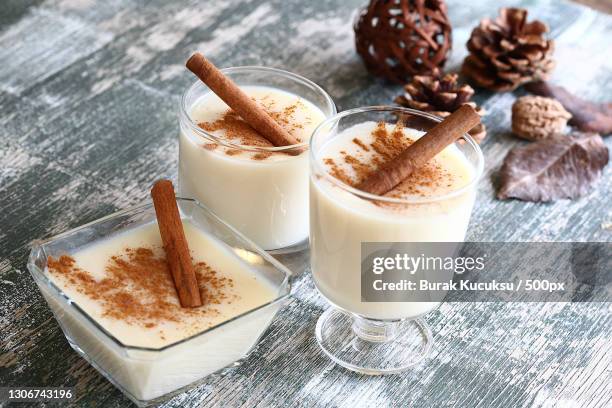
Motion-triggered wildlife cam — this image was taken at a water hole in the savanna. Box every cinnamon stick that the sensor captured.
[356,105,481,196]
[151,180,202,308]
[186,52,300,150]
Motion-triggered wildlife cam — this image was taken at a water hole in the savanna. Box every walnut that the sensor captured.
[512,96,571,141]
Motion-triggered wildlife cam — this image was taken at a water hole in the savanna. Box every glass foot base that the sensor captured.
[315,308,433,375]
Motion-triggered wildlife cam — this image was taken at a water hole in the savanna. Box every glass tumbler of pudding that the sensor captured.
[179,66,335,255]
[28,198,291,406]
[309,107,484,374]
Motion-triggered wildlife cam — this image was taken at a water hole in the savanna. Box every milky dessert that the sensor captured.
[40,216,283,402]
[310,113,482,321]
[47,222,276,348]
[180,55,334,250]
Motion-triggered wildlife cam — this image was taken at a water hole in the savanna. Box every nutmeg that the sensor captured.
[512,96,571,141]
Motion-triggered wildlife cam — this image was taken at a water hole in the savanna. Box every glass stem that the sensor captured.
[351,316,399,343]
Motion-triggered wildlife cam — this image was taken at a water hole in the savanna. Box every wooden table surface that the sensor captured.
[574,0,612,13]
[1,0,611,407]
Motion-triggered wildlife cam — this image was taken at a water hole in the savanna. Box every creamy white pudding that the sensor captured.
[179,80,333,251]
[44,221,278,401]
[310,121,478,320]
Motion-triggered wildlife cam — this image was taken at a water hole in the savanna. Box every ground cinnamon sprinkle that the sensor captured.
[199,109,274,148]
[324,158,352,186]
[370,121,411,163]
[253,152,272,160]
[47,247,236,329]
[322,121,454,200]
[352,138,370,152]
[198,96,308,160]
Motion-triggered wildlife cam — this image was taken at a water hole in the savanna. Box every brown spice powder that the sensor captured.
[323,158,352,186]
[352,138,370,152]
[322,121,454,199]
[198,96,308,160]
[47,247,236,329]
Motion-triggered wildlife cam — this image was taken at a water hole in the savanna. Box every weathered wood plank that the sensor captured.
[1,0,610,407]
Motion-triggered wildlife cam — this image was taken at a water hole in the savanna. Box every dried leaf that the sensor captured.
[526,81,612,135]
[498,132,609,202]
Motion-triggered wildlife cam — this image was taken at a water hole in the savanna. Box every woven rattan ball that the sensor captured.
[354,0,452,83]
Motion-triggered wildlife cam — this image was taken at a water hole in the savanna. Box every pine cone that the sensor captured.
[462,8,555,92]
[395,71,487,143]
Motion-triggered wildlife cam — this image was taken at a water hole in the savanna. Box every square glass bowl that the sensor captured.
[27,198,291,406]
